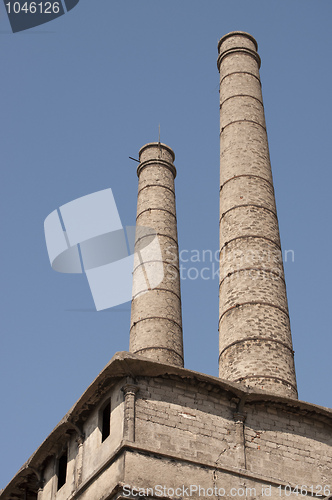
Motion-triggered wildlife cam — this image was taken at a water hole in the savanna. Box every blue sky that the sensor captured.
[1,0,332,489]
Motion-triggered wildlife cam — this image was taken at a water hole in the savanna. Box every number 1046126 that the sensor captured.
[5,2,60,14]
[277,485,331,497]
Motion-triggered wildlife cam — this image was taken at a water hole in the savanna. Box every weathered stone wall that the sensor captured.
[218,32,297,398]
[38,375,332,500]
[245,403,332,486]
[38,375,331,500]
[128,376,332,499]
[129,142,184,367]
[135,376,240,468]
[3,356,330,500]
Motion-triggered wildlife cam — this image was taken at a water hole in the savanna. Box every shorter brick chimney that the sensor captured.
[129,142,184,367]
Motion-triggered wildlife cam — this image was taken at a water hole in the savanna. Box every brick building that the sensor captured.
[1,32,331,500]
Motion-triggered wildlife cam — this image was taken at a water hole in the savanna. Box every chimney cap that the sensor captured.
[139,142,175,163]
[217,31,258,52]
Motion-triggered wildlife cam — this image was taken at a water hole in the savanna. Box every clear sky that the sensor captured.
[1,0,331,490]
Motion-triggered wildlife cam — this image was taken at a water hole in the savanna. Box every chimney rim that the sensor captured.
[139,142,175,163]
[217,31,258,53]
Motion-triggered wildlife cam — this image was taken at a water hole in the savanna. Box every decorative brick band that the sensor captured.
[233,375,298,394]
[220,94,263,108]
[219,71,261,86]
[133,260,179,275]
[219,337,294,359]
[219,268,285,287]
[135,232,179,248]
[220,203,277,222]
[137,159,176,178]
[132,287,182,302]
[138,184,175,196]
[220,174,274,191]
[136,207,176,221]
[219,301,289,324]
[220,119,266,135]
[133,346,184,362]
[220,235,282,253]
[217,47,261,70]
[130,316,182,332]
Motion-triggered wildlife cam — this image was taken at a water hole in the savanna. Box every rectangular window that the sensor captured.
[57,451,68,490]
[101,400,111,442]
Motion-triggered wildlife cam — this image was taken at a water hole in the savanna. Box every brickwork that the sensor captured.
[220,237,284,281]
[1,354,331,500]
[218,32,297,398]
[220,123,273,185]
[129,143,184,367]
[135,376,241,467]
[128,374,332,498]
[245,403,332,486]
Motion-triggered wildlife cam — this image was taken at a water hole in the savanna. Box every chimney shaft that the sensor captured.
[129,142,184,367]
[217,32,297,398]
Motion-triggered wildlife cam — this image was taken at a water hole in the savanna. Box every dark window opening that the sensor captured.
[57,451,68,490]
[102,401,111,442]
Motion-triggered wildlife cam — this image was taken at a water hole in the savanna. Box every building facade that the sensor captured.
[1,32,331,500]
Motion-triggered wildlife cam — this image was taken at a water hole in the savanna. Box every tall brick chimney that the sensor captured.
[217,32,297,398]
[129,142,184,367]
